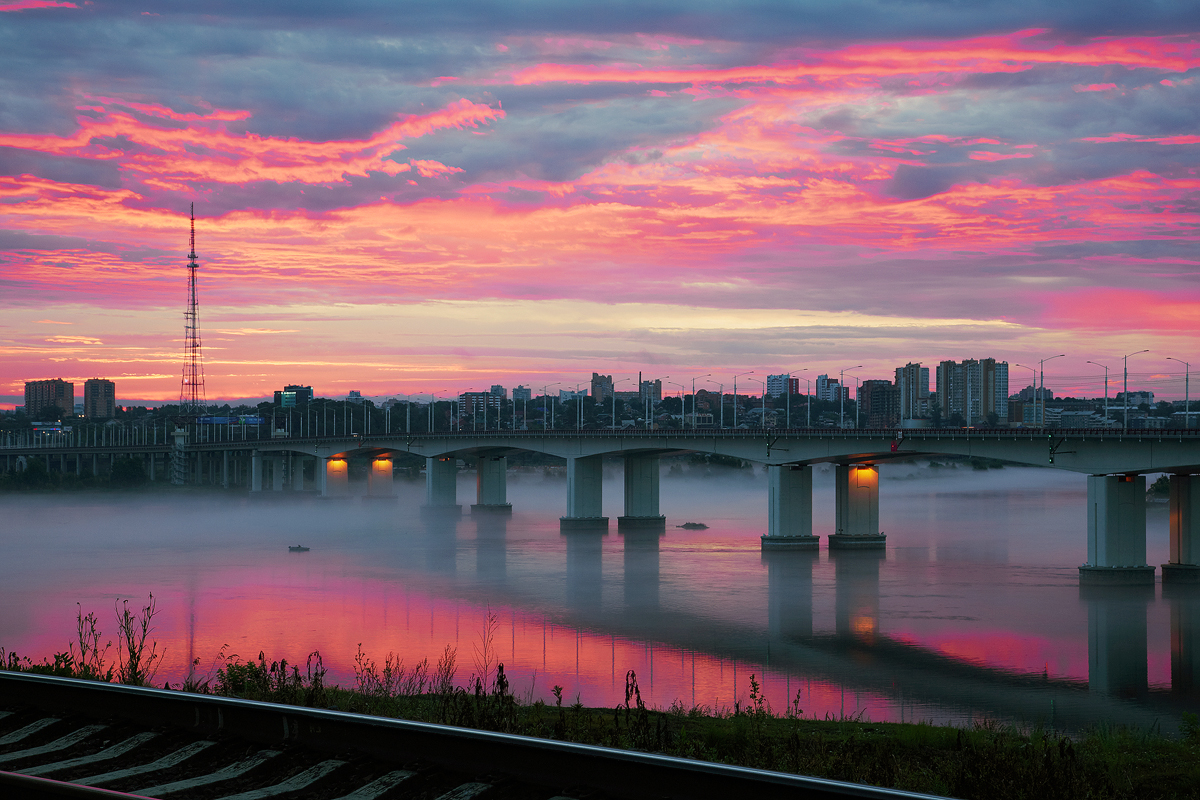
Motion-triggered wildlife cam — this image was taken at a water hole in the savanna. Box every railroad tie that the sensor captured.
[330,770,416,800]
[436,782,492,800]
[215,759,346,800]
[0,717,60,745]
[76,739,216,786]
[0,723,106,764]
[133,748,281,797]
[17,731,158,777]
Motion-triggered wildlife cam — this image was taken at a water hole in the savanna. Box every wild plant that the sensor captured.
[115,593,162,686]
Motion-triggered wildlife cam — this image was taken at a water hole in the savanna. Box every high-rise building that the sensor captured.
[591,373,614,402]
[936,359,1008,424]
[860,380,900,428]
[489,385,507,398]
[639,379,662,404]
[83,378,116,419]
[24,379,73,419]
[459,391,501,419]
[766,374,799,398]
[815,374,847,402]
[273,384,313,407]
[894,363,929,420]
[512,385,532,402]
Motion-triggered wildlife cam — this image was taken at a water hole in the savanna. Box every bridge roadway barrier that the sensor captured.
[0,672,947,800]
[8,428,1200,584]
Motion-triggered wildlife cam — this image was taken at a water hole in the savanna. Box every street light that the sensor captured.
[570,383,585,429]
[839,366,861,429]
[1123,350,1148,433]
[542,383,561,430]
[1038,354,1065,429]
[1167,357,1191,429]
[647,376,669,428]
[748,377,766,428]
[852,375,862,429]
[666,381,685,429]
[612,377,631,430]
[1013,364,1037,426]
[732,371,753,428]
[783,368,808,429]
[707,380,725,429]
[690,374,711,429]
[1086,361,1111,425]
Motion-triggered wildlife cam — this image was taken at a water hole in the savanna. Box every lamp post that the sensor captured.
[570,383,585,429]
[707,380,725,429]
[612,377,631,430]
[1086,361,1111,425]
[1013,364,1037,426]
[1167,357,1190,429]
[666,381,685,429]
[839,366,861,429]
[645,376,668,428]
[749,378,766,428]
[732,371,753,428]
[690,374,711,429]
[783,368,808,429]
[542,383,561,430]
[1122,350,1148,433]
[1036,354,1065,428]
[853,376,862,429]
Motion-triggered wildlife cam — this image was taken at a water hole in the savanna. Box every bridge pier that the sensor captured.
[619,453,665,530]
[1080,474,1155,585]
[271,456,285,491]
[834,549,882,641]
[561,455,607,528]
[1084,585,1150,697]
[762,464,817,550]
[291,455,304,492]
[368,456,394,497]
[423,456,461,514]
[1163,474,1200,584]
[250,451,262,492]
[472,456,511,513]
[765,550,815,640]
[322,456,349,497]
[829,464,885,550]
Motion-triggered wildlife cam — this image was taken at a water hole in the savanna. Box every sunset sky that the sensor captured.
[1,1,1197,407]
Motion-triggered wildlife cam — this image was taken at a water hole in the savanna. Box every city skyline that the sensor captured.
[0,3,1197,406]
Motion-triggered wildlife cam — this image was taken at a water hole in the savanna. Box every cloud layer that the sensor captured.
[1,3,1197,402]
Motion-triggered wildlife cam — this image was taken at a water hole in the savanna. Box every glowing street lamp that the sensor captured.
[1123,350,1148,433]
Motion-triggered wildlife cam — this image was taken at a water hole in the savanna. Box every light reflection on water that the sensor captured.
[1,462,1195,733]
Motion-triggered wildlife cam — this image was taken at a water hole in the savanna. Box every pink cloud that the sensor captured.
[968,151,1034,161]
[1072,83,1117,92]
[0,0,76,10]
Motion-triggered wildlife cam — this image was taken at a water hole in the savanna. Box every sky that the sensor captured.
[1,1,1198,407]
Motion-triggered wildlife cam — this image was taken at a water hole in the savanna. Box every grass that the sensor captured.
[4,604,1200,799]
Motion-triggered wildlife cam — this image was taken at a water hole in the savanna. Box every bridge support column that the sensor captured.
[1080,474,1155,585]
[272,456,285,491]
[1163,474,1200,584]
[762,464,817,550]
[292,455,305,492]
[1084,585,1149,697]
[619,453,664,530]
[222,451,229,489]
[423,456,460,514]
[322,456,349,497]
[472,456,511,513]
[250,451,262,492]
[368,456,394,498]
[561,455,607,528]
[829,464,885,549]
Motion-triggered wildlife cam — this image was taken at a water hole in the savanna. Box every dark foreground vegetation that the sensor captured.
[3,599,1198,800]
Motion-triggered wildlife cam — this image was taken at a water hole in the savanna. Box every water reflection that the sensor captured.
[622,530,661,611]
[1167,585,1200,696]
[763,551,814,641]
[474,514,507,585]
[564,530,604,612]
[421,513,459,574]
[834,550,883,644]
[1082,585,1150,698]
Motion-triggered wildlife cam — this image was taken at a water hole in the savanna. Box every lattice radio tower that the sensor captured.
[180,203,206,416]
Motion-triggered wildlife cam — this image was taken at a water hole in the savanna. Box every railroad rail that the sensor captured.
[0,672,947,800]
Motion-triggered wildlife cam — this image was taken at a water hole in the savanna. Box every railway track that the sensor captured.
[0,672,947,800]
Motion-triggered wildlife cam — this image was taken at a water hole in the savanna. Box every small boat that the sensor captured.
[677,522,709,530]
[288,545,310,552]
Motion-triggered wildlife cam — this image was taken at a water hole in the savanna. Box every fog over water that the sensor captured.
[2,460,1193,733]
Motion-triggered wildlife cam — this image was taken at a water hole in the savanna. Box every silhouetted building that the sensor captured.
[591,373,614,402]
[273,384,313,407]
[860,380,900,428]
[83,378,116,419]
[894,362,929,420]
[512,385,531,402]
[489,385,506,398]
[24,378,73,419]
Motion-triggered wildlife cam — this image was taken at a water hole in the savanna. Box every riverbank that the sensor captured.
[4,635,1198,800]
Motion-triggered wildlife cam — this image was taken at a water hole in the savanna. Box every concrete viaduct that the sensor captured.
[7,427,1200,585]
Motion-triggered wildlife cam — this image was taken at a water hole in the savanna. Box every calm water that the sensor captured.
[1,461,1195,733]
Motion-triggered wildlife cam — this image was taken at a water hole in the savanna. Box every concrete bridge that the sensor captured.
[6,427,1200,585]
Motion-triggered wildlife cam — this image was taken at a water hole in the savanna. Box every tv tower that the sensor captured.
[180,203,206,416]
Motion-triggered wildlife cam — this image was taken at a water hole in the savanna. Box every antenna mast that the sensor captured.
[180,203,206,416]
